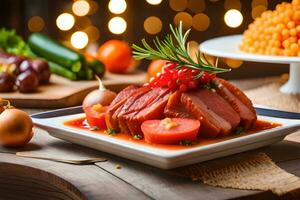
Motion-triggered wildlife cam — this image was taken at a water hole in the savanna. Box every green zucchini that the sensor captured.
[28,33,82,72]
[48,61,77,81]
[87,59,105,78]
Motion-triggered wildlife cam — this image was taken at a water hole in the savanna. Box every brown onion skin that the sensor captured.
[82,89,117,109]
[0,109,33,147]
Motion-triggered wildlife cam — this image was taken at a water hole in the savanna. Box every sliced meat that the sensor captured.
[127,92,171,136]
[112,87,151,132]
[216,78,256,114]
[214,78,256,129]
[164,91,192,118]
[118,87,169,133]
[194,89,240,135]
[181,92,231,138]
[106,85,140,130]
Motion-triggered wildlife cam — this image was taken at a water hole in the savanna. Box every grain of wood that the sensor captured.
[0,71,147,108]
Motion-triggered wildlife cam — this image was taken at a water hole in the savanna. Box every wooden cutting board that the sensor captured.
[0,71,147,108]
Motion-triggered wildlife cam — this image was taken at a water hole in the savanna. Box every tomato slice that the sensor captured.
[84,105,107,130]
[141,118,200,144]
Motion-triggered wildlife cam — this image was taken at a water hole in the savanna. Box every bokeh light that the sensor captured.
[28,16,45,32]
[187,0,205,14]
[174,12,193,29]
[56,13,75,31]
[76,17,92,29]
[192,13,210,31]
[224,9,243,28]
[85,26,100,42]
[71,31,89,49]
[251,0,268,8]
[108,17,127,34]
[146,0,162,5]
[188,40,199,61]
[169,0,188,12]
[89,1,99,15]
[225,58,243,68]
[72,0,90,16]
[108,0,127,14]
[144,16,162,34]
[251,5,267,19]
[224,0,241,10]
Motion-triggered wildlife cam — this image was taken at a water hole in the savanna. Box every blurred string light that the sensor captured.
[108,0,127,14]
[72,0,90,16]
[56,13,75,31]
[192,13,210,31]
[251,5,267,19]
[188,40,199,61]
[28,16,45,32]
[89,1,99,15]
[174,12,193,29]
[144,16,162,34]
[224,9,243,28]
[84,26,100,42]
[224,0,241,10]
[225,58,243,68]
[251,0,268,8]
[169,0,188,12]
[251,0,268,19]
[146,0,162,5]
[71,31,89,49]
[187,0,205,14]
[108,17,127,34]
[76,17,92,29]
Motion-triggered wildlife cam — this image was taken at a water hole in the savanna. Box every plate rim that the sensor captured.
[200,34,300,64]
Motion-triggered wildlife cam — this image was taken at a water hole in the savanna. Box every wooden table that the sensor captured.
[1,77,300,200]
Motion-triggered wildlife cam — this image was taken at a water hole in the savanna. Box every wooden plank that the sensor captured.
[1,71,147,108]
[0,153,151,200]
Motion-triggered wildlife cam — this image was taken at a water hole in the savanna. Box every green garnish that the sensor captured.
[105,128,117,136]
[90,126,99,131]
[133,134,142,140]
[0,28,33,57]
[180,140,198,146]
[235,127,245,135]
[132,22,230,75]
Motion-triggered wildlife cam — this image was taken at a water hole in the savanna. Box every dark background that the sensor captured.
[0,0,291,79]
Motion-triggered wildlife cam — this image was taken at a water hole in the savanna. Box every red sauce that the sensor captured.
[64,118,281,150]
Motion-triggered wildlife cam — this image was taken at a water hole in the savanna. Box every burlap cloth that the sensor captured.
[172,77,300,197]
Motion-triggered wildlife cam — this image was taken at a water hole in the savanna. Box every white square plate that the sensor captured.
[32,107,300,169]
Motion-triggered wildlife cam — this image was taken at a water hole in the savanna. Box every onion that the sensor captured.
[83,77,117,108]
[0,107,33,147]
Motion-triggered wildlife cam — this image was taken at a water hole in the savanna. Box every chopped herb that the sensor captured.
[105,128,117,136]
[115,164,122,169]
[235,127,245,135]
[180,140,198,146]
[133,134,142,140]
[90,126,99,131]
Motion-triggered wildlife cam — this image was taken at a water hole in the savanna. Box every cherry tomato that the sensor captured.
[97,40,132,74]
[141,118,201,144]
[147,60,167,78]
[84,104,107,129]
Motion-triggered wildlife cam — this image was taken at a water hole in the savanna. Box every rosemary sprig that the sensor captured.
[132,22,230,74]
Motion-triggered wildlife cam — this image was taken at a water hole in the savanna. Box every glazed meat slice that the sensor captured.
[106,85,140,130]
[112,87,151,132]
[127,92,171,136]
[194,89,241,135]
[214,78,256,129]
[118,87,169,133]
[164,91,192,118]
[181,92,232,138]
